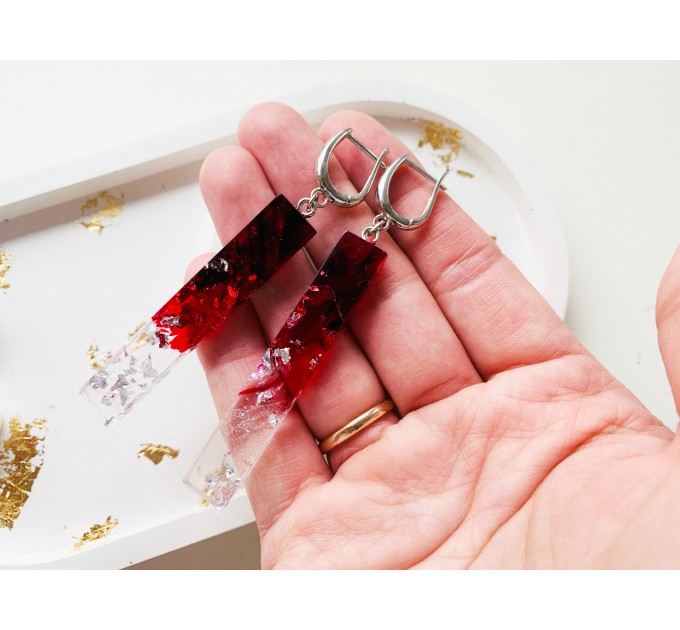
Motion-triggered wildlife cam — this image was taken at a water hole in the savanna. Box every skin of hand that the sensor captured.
[188,103,680,569]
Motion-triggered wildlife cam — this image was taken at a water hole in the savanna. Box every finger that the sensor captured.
[199,144,398,472]
[190,200,330,537]
[184,253,265,394]
[657,245,680,416]
[319,110,585,379]
[237,103,482,419]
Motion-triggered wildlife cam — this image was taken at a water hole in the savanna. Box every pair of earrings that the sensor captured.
[81,129,449,507]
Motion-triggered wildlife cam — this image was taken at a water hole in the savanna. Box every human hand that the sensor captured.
[192,103,680,568]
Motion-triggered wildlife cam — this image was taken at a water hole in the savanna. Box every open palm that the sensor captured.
[192,104,680,568]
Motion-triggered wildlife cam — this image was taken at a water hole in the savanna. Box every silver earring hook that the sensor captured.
[377,154,450,231]
[315,129,390,208]
[361,154,449,243]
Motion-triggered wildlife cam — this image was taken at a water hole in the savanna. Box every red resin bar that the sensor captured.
[152,195,316,352]
[81,195,315,425]
[184,231,387,506]
[241,230,388,399]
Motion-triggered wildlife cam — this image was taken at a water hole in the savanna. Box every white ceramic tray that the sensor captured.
[0,81,568,568]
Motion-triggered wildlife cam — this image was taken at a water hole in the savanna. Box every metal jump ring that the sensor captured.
[361,226,381,243]
[296,188,329,218]
[361,214,391,243]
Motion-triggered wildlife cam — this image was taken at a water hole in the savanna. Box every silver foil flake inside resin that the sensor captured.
[208,257,229,272]
[141,356,157,379]
[272,347,291,365]
[247,352,279,391]
[160,315,182,327]
[110,374,131,406]
[89,370,110,390]
[256,389,275,405]
[213,480,241,506]
[267,413,281,427]
[81,320,185,424]
[285,310,303,327]
[204,471,219,490]
[201,462,241,507]
[252,349,273,380]
[123,355,137,377]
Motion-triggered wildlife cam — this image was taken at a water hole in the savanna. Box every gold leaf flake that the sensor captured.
[86,344,112,371]
[73,516,118,549]
[137,443,180,465]
[456,170,475,179]
[199,498,209,508]
[0,417,46,530]
[81,196,100,211]
[79,190,124,234]
[80,221,105,234]
[128,321,151,351]
[128,321,146,339]
[415,119,463,166]
[0,248,11,290]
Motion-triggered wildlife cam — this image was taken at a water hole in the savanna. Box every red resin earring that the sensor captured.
[184,136,450,508]
[80,130,388,426]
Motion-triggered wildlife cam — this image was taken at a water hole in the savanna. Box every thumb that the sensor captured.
[657,246,680,416]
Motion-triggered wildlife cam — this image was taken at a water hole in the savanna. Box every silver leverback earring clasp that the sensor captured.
[361,154,450,243]
[377,154,450,230]
[315,129,390,208]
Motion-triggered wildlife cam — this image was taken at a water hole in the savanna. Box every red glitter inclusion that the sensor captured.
[151,196,315,352]
[239,231,387,399]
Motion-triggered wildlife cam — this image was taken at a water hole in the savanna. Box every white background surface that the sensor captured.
[1,61,680,570]
[2,61,678,429]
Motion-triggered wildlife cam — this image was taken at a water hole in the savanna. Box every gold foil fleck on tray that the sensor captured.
[415,119,463,165]
[456,169,475,179]
[137,444,180,465]
[86,344,112,371]
[0,417,46,530]
[80,191,124,234]
[73,516,119,549]
[0,248,11,290]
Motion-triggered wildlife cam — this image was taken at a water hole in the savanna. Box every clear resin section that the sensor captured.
[80,320,182,425]
[80,195,316,424]
[184,231,387,507]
